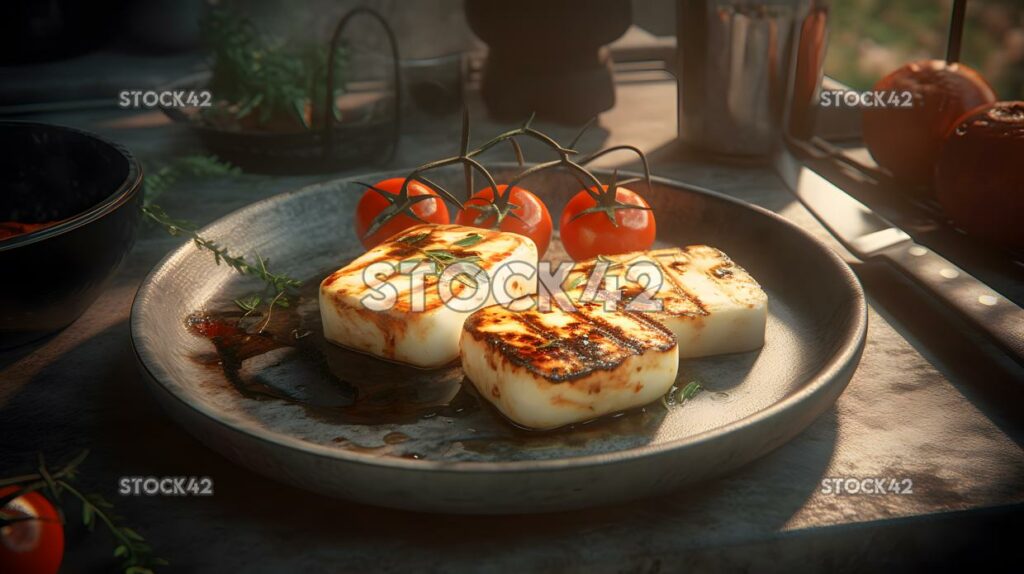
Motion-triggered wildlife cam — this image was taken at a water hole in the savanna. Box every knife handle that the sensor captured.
[877,242,1024,364]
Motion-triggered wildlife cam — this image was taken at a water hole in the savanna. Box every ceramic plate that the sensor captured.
[131,165,866,513]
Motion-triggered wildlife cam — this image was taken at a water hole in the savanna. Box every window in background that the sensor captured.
[826,0,1023,99]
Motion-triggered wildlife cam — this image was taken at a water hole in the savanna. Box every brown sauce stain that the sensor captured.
[189,276,476,427]
[188,260,683,459]
[383,431,410,445]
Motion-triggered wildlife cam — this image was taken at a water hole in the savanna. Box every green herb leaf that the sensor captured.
[423,249,456,261]
[82,501,94,528]
[662,381,703,409]
[397,232,430,245]
[234,295,262,313]
[453,233,484,248]
[121,527,146,542]
[681,381,703,400]
[594,254,623,271]
[452,273,478,288]
[1,451,167,572]
[143,205,302,297]
[142,155,239,206]
[536,338,562,350]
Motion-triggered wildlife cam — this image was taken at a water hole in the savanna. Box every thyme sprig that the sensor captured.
[661,381,704,409]
[360,108,653,237]
[234,295,262,316]
[144,155,241,205]
[0,451,168,573]
[595,254,625,271]
[396,231,484,288]
[142,204,301,295]
[141,155,302,304]
[452,232,484,247]
[397,232,431,244]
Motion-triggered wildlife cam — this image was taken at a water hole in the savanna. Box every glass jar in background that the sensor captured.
[676,0,830,156]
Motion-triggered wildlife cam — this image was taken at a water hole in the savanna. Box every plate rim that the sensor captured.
[130,166,867,474]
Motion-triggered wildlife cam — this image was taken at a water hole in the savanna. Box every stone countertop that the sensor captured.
[1,79,1022,573]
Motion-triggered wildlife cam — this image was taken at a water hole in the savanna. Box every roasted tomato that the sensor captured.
[455,184,553,256]
[559,183,655,260]
[861,60,995,189]
[355,177,451,249]
[935,101,1024,250]
[0,486,64,574]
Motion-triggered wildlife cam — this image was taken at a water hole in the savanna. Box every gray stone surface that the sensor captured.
[1,80,1022,572]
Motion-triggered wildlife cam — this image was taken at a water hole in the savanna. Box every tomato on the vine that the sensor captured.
[559,183,656,260]
[455,184,552,256]
[355,177,451,249]
[0,486,64,574]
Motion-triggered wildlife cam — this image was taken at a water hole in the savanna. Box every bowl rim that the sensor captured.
[0,121,143,252]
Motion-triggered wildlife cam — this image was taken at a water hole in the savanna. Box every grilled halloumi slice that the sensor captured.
[564,246,767,358]
[460,298,679,430]
[320,224,538,368]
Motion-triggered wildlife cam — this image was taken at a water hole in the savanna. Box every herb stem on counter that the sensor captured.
[0,451,168,573]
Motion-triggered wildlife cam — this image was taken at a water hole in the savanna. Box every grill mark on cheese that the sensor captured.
[463,301,677,384]
[524,309,630,367]
[694,248,762,307]
[339,228,439,281]
[326,225,512,313]
[324,253,401,296]
[576,305,676,353]
[707,263,750,307]
[567,251,712,319]
[484,310,588,379]
[566,308,645,355]
[658,266,710,317]
[710,262,734,278]
[567,247,764,331]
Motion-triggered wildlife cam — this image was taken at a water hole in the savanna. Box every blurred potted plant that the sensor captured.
[162,5,400,174]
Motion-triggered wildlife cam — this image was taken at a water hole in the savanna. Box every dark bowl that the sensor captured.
[0,122,142,348]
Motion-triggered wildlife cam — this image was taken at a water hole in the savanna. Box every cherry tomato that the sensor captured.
[355,177,450,249]
[0,486,64,574]
[455,185,553,256]
[559,185,656,260]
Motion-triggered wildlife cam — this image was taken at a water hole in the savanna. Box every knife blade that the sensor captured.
[775,147,1024,365]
